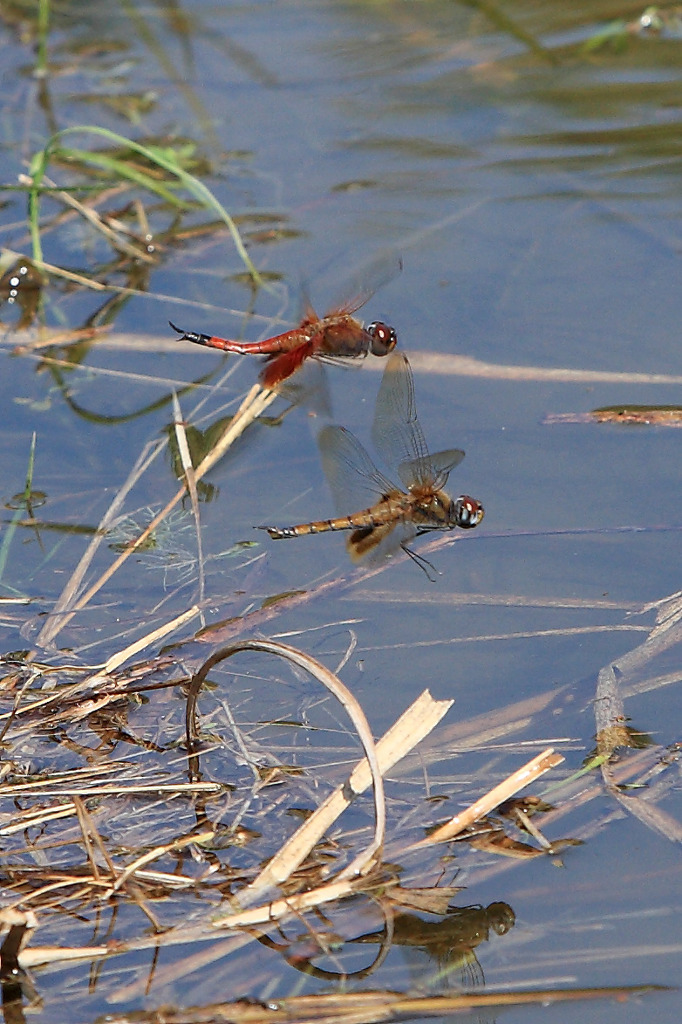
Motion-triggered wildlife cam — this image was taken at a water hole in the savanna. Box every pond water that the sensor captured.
[0,2,681,1023]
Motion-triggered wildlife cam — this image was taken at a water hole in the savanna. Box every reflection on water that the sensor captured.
[257,897,515,991]
[352,901,515,992]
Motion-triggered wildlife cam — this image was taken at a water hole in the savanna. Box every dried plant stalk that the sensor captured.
[593,587,682,843]
[187,639,387,882]
[408,748,564,849]
[241,688,453,906]
[97,983,668,1024]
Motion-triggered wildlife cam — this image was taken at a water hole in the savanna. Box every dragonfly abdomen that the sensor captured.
[170,320,303,354]
[263,496,408,540]
[263,516,355,540]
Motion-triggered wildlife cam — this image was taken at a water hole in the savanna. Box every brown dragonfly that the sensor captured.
[170,293,397,389]
[260,351,484,574]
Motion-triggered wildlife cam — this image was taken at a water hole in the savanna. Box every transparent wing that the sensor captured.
[397,448,465,490]
[325,253,402,317]
[371,351,434,487]
[315,351,367,369]
[275,358,332,417]
[318,425,395,516]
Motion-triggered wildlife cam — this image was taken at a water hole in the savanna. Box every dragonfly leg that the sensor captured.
[400,542,439,582]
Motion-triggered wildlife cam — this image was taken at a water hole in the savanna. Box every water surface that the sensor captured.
[0,2,680,1022]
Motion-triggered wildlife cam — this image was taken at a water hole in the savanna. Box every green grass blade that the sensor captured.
[57,146,191,208]
[28,125,263,286]
[36,0,50,78]
[0,433,37,586]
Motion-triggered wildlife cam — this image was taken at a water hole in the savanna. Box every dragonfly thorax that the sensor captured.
[407,490,485,531]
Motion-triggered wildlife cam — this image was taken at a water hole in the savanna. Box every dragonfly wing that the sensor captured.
[318,425,395,516]
[276,359,332,417]
[397,448,465,490]
[260,341,314,388]
[347,517,417,564]
[372,351,433,484]
[299,294,319,326]
[325,254,403,317]
[315,351,366,369]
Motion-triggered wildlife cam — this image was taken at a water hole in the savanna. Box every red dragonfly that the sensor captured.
[260,351,484,574]
[169,295,397,389]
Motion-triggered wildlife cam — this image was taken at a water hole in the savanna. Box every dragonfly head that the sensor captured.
[366,321,398,356]
[451,496,485,529]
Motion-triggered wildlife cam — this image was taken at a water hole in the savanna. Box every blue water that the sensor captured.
[0,2,681,1022]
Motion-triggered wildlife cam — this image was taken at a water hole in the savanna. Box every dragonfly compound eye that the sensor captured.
[453,496,485,529]
[367,321,398,356]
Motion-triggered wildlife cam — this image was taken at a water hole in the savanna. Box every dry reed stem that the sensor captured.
[1,653,193,743]
[406,748,564,849]
[4,879,109,914]
[97,984,668,1024]
[241,688,452,906]
[0,671,99,726]
[2,250,134,298]
[9,327,682,384]
[0,804,77,836]
[73,797,169,929]
[3,694,124,740]
[402,701,679,891]
[187,640,387,882]
[406,349,682,385]
[40,173,157,263]
[108,829,215,895]
[172,391,205,610]
[0,780,221,798]
[350,588,642,611]
[212,877,368,931]
[592,587,682,843]
[73,796,105,883]
[545,410,682,426]
[69,604,201,686]
[17,944,109,969]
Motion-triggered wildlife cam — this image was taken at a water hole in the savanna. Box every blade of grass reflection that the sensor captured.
[35,437,166,647]
[0,432,39,587]
[36,382,277,647]
[461,0,557,64]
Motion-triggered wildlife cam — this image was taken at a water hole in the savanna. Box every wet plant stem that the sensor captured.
[36,0,50,78]
[0,433,37,587]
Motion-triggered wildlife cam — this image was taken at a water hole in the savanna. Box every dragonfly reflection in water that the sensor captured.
[261,352,484,576]
[170,291,397,389]
[352,902,515,991]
